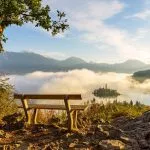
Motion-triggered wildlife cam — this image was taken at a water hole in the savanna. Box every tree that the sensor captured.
[130,100,133,106]
[0,0,69,52]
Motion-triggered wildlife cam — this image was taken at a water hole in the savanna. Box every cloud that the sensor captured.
[19,0,150,63]
[70,1,150,62]
[46,0,124,19]
[126,9,150,20]
[43,0,150,63]
[9,69,150,104]
[71,1,124,21]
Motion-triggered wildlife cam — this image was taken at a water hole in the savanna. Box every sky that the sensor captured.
[3,0,150,63]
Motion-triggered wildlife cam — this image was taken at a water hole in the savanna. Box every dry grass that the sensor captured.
[84,100,150,123]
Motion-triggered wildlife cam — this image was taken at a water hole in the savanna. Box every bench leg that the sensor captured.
[22,109,31,124]
[67,111,73,132]
[32,109,38,124]
[64,98,73,132]
[73,110,78,129]
[21,98,31,124]
[26,110,31,124]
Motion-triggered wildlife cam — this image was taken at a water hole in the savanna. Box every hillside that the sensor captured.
[133,69,150,82]
[0,51,150,74]
[0,101,150,149]
[133,69,150,78]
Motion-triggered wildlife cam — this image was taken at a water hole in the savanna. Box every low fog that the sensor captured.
[9,69,150,105]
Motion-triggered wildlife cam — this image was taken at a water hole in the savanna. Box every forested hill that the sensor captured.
[0,51,150,74]
[133,70,150,80]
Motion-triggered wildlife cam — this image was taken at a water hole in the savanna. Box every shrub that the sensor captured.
[36,110,67,126]
[36,110,55,124]
[84,100,150,124]
[0,76,18,122]
[2,112,24,131]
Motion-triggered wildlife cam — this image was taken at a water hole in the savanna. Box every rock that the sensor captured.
[120,136,140,150]
[0,145,3,149]
[86,131,94,136]
[69,143,89,149]
[74,143,88,148]
[142,111,150,122]
[43,144,51,150]
[95,129,109,140]
[112,116,131,128]
[69,143,76,148]
[0,130,5,138]
[48,142,59,150]
[82,141,89,146]
[138,139,149,149]
[98,140,131,150]
[109,127,124,139]
[96,125,124,139]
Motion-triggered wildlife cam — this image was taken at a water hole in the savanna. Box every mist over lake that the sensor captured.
[8,69,150,105]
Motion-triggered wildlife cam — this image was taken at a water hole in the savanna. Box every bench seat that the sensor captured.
[18,104,87,110]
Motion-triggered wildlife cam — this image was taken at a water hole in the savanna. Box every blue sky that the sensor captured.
[3,0,150,63]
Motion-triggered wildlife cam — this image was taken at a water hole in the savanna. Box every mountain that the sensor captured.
[0,52,61,74]
[61,57,86,67]
[111,60,148,73]
[0,51,150,74]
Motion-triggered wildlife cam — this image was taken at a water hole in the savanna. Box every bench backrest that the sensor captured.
[14,94,82,100]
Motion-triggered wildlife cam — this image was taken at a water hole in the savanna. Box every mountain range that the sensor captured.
[0,51,150,74]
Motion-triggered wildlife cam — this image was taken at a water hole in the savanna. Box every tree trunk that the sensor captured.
[0,25,4,52]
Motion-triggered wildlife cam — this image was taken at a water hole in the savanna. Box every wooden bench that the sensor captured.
[14,94,87,131]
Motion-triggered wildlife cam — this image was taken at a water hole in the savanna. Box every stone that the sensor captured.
[120,136,140,150]
[98,140,131,150]
[138,139,149,149]
[0,130,5,138]
[74,143,88,148]
[142,111,150,123]
[86,131,94,136]
[96,124,124,139]
[69,143,76,148]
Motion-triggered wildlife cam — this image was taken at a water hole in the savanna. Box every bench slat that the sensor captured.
[18,104,87,110]
[14,94,82,100]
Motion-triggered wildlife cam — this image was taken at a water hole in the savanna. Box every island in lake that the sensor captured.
[93,84,120,98]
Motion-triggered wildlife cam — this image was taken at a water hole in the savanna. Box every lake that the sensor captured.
[8,69,150,105]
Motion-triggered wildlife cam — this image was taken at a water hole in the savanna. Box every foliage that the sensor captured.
[84,100,149,123]
[33,99,149,128]
[0,76,18,121]
[2,112,22,124]
[0,0,69,52]
[36,110,55,124]
[36,110,66,126]
[2,112,24,131]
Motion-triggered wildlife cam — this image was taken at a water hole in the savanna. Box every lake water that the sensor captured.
[8,69,150,105]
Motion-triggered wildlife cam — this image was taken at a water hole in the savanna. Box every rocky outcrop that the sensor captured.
[1,111,150,149]
[112,110,150,149]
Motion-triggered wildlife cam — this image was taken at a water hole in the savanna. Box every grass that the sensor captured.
[0,77,18,122]
[84,100,150,123]
[1,98,149,129]
[35,99,150,127]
